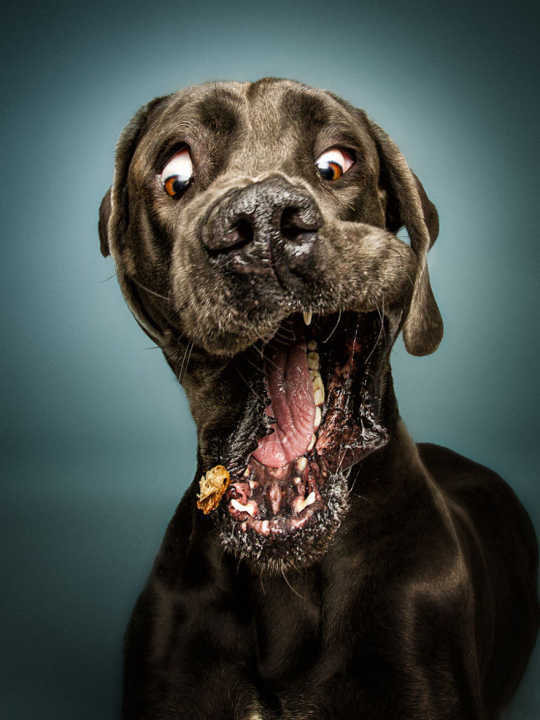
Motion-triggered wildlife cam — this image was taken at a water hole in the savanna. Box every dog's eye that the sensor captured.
[161,148,193,198]
[315,148,354,181]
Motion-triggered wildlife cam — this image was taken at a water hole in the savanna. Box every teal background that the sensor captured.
[1,0,538,716]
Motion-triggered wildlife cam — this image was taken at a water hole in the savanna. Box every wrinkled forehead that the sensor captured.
[132,79,378,178]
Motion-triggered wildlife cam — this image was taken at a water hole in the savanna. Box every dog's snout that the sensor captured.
[201,176,322,281]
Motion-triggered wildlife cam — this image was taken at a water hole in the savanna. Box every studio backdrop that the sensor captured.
[1,0,538,717]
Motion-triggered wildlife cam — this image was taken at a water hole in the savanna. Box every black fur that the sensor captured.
[99,78,538,719]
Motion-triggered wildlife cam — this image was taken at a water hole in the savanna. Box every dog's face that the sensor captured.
[100,78,443,572]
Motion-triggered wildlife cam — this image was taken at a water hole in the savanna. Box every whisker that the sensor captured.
[176,341,194,383]
[274,324,296,340]
[180,341,194,382]
[244,356,264,375]
[364,297,385,365]
[281,566,305,601]
[249,343,280,373]
[131,275,171,303]
[336,447,348,474]
[234,366,265,403]
[321,309,342,344]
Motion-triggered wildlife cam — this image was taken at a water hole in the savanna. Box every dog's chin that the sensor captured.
[209,310,392,573]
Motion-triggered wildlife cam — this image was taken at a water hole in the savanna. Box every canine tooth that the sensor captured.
[243,467,250,477]
[303,310,312,326]
[307,434,316,452]
[304,490,316,507]
[314,406,322,429]
[231,499,256,517]
[292,490,316,514]
[293,476,302,485]
[307,340,317,351]
[307,352,319,369]
[296,456,307,472]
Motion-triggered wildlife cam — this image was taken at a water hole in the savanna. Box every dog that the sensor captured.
[99,78,538,719]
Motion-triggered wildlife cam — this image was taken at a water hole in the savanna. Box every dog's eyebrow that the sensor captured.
[195,92,239,136]
[317,126,362,150]
[279,89,330,129]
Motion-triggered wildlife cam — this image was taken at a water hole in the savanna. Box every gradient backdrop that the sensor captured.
[1,0,538,716]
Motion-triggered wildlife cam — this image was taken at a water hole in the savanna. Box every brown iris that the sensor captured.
[164,176,187,198]
[318,161,343,181]
[315,147,354,182]
[160,148,193,199]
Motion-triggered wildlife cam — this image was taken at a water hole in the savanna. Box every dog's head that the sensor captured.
[99,78,442,572]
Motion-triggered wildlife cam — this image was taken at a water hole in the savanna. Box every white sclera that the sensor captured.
[315,148,354,174]
[161,149,193,184]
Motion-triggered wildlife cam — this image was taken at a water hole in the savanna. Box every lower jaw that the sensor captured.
[228,455,325,537]
[218,468,351,571]
[226,423,387,542]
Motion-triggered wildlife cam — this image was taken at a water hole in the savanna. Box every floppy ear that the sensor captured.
[363,113,443,356]
[98,95,168,259]
[98,188,111,257]
[98,95,171,343]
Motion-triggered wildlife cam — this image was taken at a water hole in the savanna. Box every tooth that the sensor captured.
[307,352,319,369]
[307,434,316,452]
[293,476,302,485]
[269,482,282,515]
[303,310,312,326]
[292,490,316,514]
[314,406,322,429]
[231,499,257,517]
[312,374,325,405]
[243,467,250,477]
[296,456,307,472]
[304,490,316,507]
[307,340,317,351]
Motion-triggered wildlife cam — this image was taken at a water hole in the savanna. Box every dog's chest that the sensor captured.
[250,572,322,679]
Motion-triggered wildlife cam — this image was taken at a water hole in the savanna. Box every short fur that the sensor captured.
[99,78,538,719]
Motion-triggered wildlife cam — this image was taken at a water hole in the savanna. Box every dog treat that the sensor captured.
[197,465,230,514]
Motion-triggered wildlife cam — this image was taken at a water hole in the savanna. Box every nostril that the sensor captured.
[280,206,320,243]
[205,215,255,256]
[231,217,254,248]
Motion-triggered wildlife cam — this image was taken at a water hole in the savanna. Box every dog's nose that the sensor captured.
[201,176,322,281]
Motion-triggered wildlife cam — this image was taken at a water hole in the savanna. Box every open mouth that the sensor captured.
[217,310,391,567]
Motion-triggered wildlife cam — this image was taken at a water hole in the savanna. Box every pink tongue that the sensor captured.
[252,340,316,468]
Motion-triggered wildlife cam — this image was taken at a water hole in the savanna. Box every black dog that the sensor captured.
[99,78,538,719]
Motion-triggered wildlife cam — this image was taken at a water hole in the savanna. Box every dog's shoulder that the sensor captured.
[418,441,519,499]
[417,442,538,569]
[417,441,522,515]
